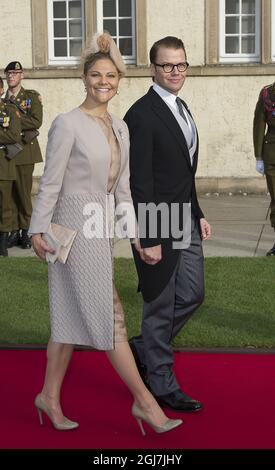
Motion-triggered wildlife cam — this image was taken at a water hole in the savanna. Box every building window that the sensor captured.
[96,0,136,64]
[219,0,261,63]
[48,0,85,64]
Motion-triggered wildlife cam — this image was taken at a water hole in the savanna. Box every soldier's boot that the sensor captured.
[21,229,32,249]
[266,243,275,256]
[0,232,9,257]
[8,230,21,248]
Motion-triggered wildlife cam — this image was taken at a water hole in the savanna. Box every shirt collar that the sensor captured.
[153,83,178,110]
[7,88,21,99]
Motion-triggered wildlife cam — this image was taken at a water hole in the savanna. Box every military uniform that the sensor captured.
[5,86,43,246]
[0,101,21,256]
[253,83,275,255]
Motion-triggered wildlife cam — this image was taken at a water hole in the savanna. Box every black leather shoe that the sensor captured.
[129,337,148,385]
[21,229,32,249]
[155,389,203,413]
[0,232,9,257]
[8,230,21,248]
[266,244,275,256]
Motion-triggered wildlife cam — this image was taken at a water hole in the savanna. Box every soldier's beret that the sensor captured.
[4,61,23,72]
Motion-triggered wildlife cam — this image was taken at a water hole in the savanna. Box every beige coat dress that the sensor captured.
[29,107,134,350]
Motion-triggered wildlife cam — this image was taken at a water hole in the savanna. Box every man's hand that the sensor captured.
[31,233,55,261]
[200,218,211,241]
[143,245,162,265]
[256,160,264,175]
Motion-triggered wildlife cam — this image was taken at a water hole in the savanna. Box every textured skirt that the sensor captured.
[48,192,127,350]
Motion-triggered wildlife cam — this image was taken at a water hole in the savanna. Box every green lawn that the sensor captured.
[0,257,274,347]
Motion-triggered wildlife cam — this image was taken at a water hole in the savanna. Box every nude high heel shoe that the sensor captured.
[34,394,79,431]
[132,402,183,436]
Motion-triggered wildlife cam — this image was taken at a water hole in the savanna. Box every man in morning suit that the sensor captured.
[124,36,211,412]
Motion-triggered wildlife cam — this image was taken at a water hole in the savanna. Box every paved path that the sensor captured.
[7,195,274,258]
[114,195,274,258]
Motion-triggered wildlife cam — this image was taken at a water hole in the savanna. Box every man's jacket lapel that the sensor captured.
[148,87,192,171]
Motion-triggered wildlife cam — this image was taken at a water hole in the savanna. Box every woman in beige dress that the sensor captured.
[29,33,182,435]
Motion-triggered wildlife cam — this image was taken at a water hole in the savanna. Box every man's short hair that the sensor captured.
[0,77,3,89]
[149,36,186,64]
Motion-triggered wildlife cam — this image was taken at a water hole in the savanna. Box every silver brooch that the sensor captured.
[118,128,124,140]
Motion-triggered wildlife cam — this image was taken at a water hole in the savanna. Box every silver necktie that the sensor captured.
[176,97,188,124]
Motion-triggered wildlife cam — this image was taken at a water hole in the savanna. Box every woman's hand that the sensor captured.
[31,233,55,261]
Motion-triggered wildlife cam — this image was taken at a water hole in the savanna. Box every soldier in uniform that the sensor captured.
[253,83,275,256]
[4,61,43,249]
[0,76,22,256]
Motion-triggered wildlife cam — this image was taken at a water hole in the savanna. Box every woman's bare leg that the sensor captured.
[106,341,168,426]
[39,339,74,424]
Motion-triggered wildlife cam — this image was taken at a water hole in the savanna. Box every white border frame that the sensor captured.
[219,0,261,63]
[48,0,85,65]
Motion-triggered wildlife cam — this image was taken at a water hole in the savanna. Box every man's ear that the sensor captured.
[150,63,156,82]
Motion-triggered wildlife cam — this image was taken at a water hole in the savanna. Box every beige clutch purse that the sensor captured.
[42,223,77,264]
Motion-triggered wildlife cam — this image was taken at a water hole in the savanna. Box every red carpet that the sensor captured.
[0,350,275,449]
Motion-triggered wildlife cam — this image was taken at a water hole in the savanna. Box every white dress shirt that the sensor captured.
[153,83,197,164]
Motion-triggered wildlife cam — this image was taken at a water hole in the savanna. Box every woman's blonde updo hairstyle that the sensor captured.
[82,32,126,76]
